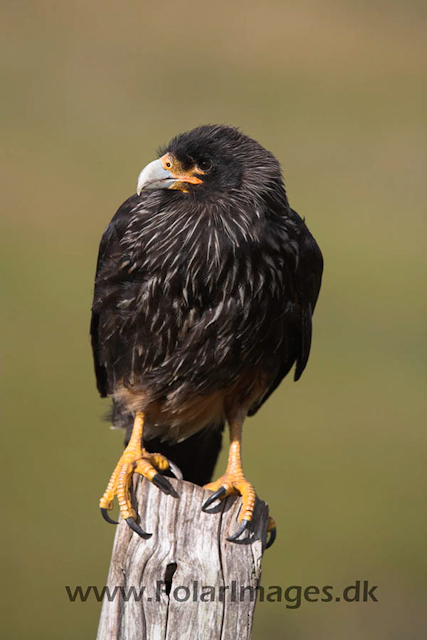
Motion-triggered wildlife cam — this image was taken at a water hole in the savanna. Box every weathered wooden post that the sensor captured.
[97,476,270,639]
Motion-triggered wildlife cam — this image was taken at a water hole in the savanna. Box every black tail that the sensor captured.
[145,424,224,486]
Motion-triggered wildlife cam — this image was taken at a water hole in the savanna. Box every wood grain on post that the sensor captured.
[97,476,269,640]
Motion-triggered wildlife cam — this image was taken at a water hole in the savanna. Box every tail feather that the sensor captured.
[145,424,224,486]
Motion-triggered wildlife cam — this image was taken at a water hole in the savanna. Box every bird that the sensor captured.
[91,124,323,546]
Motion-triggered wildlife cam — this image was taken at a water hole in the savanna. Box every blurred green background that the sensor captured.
[1,1,426,638]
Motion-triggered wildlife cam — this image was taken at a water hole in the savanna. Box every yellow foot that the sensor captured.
[203,474,256,522]
[99,447,172,538]
[203,474,256,542]
[203,476,276,547]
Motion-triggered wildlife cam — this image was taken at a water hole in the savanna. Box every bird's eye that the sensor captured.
[197,159,213,173]
[165,161,172,168]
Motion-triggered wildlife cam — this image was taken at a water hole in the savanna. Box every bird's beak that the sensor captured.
[137,154,202,194]
[137,158,176,194]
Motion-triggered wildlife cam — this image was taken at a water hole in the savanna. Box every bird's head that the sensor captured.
[136,125,284,202]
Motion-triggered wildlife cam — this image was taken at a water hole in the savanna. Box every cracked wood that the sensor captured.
[97,476,269,640]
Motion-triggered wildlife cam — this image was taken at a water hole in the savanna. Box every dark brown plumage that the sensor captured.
[92,124,323,542]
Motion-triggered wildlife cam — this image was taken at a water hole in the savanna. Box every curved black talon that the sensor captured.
[227,519,250,542]
[125,517,152,539]
[152,473,175,495]
[168,460,183,481]
[100,508,118,525]
[265,527,277,549]
[202,486,227,511]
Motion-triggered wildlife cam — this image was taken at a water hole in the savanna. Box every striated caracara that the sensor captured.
[91,124,323,546]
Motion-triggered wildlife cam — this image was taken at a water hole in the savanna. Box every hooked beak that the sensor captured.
[137,153,202,194]
[137,158,176,194]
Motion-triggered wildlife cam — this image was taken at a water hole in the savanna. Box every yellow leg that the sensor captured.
[203,414,276,546]
[99,412,170,535]
[204,418,256,522]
